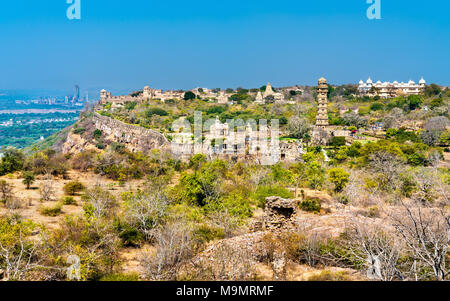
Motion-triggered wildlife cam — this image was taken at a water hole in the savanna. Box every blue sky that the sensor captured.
[0,0,448,93]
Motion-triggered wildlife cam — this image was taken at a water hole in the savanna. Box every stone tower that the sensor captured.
[143,86,152,99]
[315,77,329,128]
[100,89,108,104]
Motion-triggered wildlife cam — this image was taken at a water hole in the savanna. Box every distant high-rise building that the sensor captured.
[71,85,80,103]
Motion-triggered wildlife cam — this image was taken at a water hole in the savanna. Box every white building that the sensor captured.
[358,77,426,98]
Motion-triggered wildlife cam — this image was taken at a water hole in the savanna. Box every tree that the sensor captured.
[0,148,25,176]
[140,221,193,280]
[382,108,404,130]
[82,186,118,219]
[345,221,404,281]
[368,151,405,192]
[123,191,168,240]
[183,91,196,101]
[343,112,368,128]
[390,204,449,281]
[0,216,44,280]
[420,116,449,146]
[21,171,35,190]
[288,116,311,139]
[39,174,56,202]
[407,95,422,111]
[424,84,441,97]
[0,180,14,203]
[328,168,350,192]
[306,161,325,190]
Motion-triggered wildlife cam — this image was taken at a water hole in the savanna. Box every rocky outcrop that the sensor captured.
[62,133,97,154]
[62,113,171,155]
[93,113,169,153]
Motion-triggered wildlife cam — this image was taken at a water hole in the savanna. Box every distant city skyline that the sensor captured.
[0,0,449,91]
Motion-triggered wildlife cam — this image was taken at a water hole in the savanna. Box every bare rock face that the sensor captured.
[62,132,96,154]
[94,113,169,153]
[263,196,298,231]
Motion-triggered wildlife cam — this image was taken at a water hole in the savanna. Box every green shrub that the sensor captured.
[299,198,321,213]
[62,196,77,205]
[114,220,145,247]
[329,136,346,147]
[100,273,140,281]
[194,224,225,244]
[145,107,168,118]
[63,180,85,196]
[73,128,86,135]
[93,129,102,139]
[370,102,384,111]
[39,202,63,216]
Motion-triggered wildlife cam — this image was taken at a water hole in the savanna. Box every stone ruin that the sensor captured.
[263,196,298,231]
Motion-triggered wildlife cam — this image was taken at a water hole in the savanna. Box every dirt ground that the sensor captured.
[0,170,145,229]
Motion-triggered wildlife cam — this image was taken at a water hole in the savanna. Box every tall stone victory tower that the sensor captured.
[315,77,329,128]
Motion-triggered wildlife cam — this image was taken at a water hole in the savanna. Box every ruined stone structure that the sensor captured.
[171,117,303,164]
[263,196,298,231]
[93,113,169,153]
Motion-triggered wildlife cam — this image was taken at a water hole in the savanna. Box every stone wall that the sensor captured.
[93,113,169,153]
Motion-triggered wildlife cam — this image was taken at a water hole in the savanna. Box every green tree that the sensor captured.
[0,148,25,176]
[21,171,35,190]
[407,95,422,111]
[63,180,86,196]
[184,91,196,101]
[306,161,325,190]
[328,168,350,192]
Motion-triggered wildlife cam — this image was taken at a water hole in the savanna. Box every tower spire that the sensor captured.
[315,77,329,128]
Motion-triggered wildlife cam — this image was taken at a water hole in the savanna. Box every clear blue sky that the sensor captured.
[0,0,448,93]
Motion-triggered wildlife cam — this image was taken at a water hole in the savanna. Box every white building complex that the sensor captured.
[358,77,426,98]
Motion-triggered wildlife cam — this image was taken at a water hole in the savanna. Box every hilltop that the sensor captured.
[0,82,449,281]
